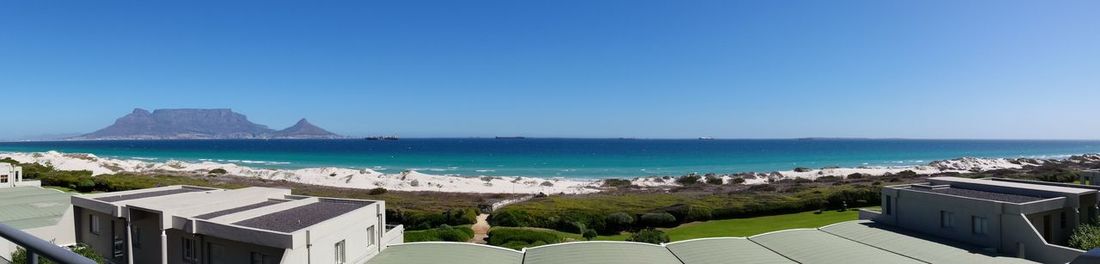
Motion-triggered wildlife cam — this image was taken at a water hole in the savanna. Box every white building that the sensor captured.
[0,164,36,188]
[71,185,404,264]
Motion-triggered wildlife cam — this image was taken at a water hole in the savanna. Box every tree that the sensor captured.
[627,228,669,244]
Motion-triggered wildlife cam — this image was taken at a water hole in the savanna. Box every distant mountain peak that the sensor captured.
[272,118,341,139]
[73,109,342,140]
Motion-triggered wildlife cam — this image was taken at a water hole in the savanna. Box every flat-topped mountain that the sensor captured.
[73,108,343,140]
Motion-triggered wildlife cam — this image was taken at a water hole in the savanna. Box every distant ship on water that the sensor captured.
[365,136,400,140]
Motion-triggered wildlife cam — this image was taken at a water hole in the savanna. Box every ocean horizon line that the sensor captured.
[6,137,1100,143]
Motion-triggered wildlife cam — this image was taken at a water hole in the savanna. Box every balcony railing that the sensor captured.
[0,223,96,264]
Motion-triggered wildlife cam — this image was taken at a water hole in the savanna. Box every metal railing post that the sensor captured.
[0,222,96,264]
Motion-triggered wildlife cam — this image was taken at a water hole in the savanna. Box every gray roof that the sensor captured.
[524,242,683,264]
[0,187,72,229]
[921,187,1046,203]
[234,199,370,232]
[929,177,1095,194]
[820,221,1038,264]
[365,243,522,264]
[666,238,794,264]
[747,229,924,264]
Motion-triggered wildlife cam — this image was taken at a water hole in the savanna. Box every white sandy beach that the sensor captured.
[2,151,1096,194]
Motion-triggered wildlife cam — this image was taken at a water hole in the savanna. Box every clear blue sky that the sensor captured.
[1,0,1098,140]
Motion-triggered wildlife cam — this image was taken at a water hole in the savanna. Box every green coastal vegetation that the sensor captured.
[5,156,1099,250]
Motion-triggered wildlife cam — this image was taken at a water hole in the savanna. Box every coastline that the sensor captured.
[2,151,1098,194]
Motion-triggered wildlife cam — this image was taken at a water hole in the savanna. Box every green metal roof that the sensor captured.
[821,221,1038,264]
[523,242,682,264]
[749,229,924,264]
[366,220,1043,264]
[0,187,72,229]
[365,243,522,264]
[666,238,794,264]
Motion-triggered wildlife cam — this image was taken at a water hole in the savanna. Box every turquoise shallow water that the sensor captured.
[0,139,1098,179]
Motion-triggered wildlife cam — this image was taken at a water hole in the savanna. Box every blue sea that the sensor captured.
[0,139,1098,179]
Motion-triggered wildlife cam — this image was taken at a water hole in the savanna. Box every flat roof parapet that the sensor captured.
[94,186,209,202]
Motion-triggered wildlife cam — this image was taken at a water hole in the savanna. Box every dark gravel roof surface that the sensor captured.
[96,188,205,202]
[233,199,371,233]
[194,200,287,219]
[922,187,1046,203]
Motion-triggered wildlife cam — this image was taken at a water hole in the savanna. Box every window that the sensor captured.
[1061,212,1067,229]
[884,195,892,215]
[0,174,8,183]
[367,226,376,247]
[972,216,988,235]
[90,214,101,235]
[133,227,142,249]
[250,252,274,264]
[334,240,346,264]
[182,237,197,263]
[940,211,954,229]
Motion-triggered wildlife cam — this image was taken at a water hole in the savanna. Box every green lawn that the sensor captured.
[660,209,866,241]
[592,207,879,242]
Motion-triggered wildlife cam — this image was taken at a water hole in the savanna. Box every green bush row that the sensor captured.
[490,185,881,235]
[486,227,566,250]
[404,225,474,243]
[388,208,478,230]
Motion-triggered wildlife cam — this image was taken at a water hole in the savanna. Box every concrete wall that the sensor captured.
[77,207,128,264]
[280,202,386,264]
[1024,208,1076,246]
[886,188,1006,250]
[1000,213,1085,264]
[129,209,162,264]
[202,234,285,264]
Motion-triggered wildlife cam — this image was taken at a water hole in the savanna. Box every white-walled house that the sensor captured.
[71,185,403,264]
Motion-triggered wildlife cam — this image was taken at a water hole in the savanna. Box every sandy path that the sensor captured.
[469,214,490,244]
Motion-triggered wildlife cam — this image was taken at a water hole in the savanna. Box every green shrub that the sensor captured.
[675,175,701,185]
[208,168,228,174]
[367,187,387,195]
[604,212,635,233]
[603,179,633,188]
[730,177,746,184]
[392,208,479,230]
[404,225,474,242]
[627,228,669,244]
[582,229,598,241]
[487,228,564,250]
[639,212,677,228]
[1070,219,1100,250]
[11,244,105,264]
[705,176,723,185]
